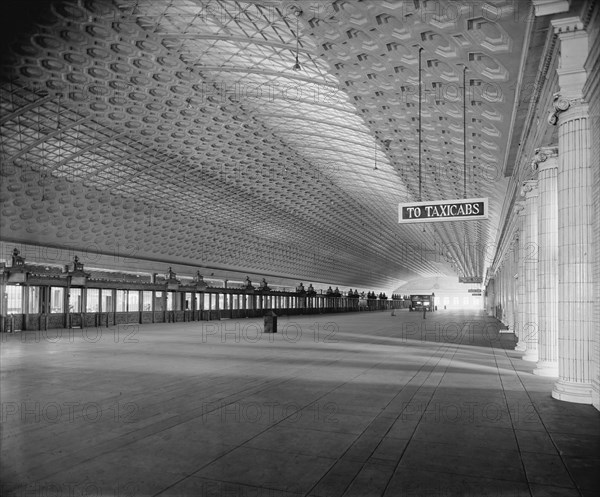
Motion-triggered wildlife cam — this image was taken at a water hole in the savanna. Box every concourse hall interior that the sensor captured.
[1,1,599,496]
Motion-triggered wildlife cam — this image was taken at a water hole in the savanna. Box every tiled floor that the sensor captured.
[1,310,598,496]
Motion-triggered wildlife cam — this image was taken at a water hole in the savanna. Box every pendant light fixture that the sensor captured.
[292,9,302,71]
[462,65,467,199]
[374,142,378,170]
[418,46,423,201]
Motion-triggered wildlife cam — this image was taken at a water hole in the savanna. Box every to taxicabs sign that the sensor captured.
[398,198,488,224]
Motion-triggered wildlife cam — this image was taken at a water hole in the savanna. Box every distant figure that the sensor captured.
[423,306,426,319]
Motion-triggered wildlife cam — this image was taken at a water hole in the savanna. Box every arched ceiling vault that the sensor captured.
[0,0,528,291]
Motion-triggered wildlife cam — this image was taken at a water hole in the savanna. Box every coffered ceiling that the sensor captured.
[0,0,530,291]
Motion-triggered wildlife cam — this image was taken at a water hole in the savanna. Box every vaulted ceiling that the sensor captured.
[0,0,529,291]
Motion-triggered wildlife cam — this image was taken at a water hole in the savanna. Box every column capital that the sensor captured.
[511,230,519,247]
[531,146,559,172]
[548,92,588,125]
[514,200,526,216]
[521,180,539,198]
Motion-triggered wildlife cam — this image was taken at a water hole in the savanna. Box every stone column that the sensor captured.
[533,147,559,376]
[514,202,527,352]
[486,277,495,317]
[507,234,518,335]
[521,180,539,362]
[551,17,594,404]
[498,264,510,333]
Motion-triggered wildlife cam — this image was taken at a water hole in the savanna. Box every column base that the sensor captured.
[534,361,559,377]
[522,348,538,362]
[552,379,593,404]
[515,341,527,352]
[592,379,600,412]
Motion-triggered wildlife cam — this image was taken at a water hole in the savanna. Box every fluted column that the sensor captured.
[486,277,495,317]
[521,180,539,362]
[507,238,518,334]
[534,147,559,376]
[514,202,527,352]
[551,18,593,404]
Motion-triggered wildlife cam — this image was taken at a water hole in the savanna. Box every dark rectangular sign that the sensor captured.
[398,198,488,224]
[467,289,481,293]
[459,276,483,284]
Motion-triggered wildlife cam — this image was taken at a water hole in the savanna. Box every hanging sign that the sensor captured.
[398,198,488,224]
[459,276,483,284]
[467,289,481,293]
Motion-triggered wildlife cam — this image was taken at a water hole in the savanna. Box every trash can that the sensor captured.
[264,310,277,333]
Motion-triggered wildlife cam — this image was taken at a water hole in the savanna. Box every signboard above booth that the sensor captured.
[459,276,483,284]
[398,198,488,224]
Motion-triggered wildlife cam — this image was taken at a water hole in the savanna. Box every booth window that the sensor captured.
[50,287,64,313]
[70,288,82,313]
[128,291,139,312]
[86,289,100,312]
[103,290,114,313]
[142,291,153,311]
[173,293,182,311]
[116,290,127,312]
[28,286,40,314]
[154,291,164,312]
[6,286,23,314]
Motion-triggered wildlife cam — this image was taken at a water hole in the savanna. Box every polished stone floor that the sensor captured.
[1,310,599,496]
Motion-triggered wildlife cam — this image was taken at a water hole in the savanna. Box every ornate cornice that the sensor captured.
[532,0,570,17]
[551,16,585,33]
[552,17,589,99]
